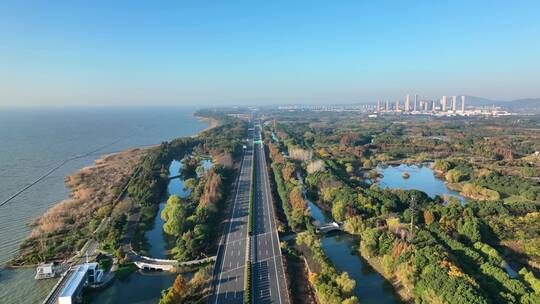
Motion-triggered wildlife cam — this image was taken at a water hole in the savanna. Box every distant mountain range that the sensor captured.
[464,96,540,113]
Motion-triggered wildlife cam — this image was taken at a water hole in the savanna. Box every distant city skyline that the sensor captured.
[1,1,540,107]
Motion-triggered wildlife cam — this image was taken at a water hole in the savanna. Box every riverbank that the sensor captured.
[358,247,412,303]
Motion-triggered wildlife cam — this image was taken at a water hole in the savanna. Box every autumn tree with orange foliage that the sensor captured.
[290,186,307,211]
[282,162,296,182]
[199,169,223,211]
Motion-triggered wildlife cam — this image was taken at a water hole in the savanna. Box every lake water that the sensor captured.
[0,107,208,304]
[376,164,464,201]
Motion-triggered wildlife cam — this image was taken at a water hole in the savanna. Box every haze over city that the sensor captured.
[2,0,540,107]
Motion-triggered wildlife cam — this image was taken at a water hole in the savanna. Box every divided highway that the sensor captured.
[210,122,289,304]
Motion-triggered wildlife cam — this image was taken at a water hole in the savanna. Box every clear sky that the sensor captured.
[1,1,539,107]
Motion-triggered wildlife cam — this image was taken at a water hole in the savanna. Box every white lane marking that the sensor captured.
[214,152,247,304]
[259,140,285,303]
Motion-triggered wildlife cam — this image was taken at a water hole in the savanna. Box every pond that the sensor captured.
[321,235,400,304]
[376,164,465,202]
[85,271,176,304]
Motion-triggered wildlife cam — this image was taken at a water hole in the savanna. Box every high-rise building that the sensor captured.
[386,100,390,111]
[414,94,418,111]
[442,96,447,112]
[452,96,457,112]
[405,94,410,112]
[377,100,381,112]
[395,99,400,111]
[461,95,466,112]
[423,100,428,111]
[432,99,437,111]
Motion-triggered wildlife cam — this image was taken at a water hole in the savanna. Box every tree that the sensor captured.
[162,195,188,236]
[289,186,307,211]
[445,169,467,183]
[424,210,436,225]
[282,162,296,182]
[344,216,366,235]
[335,272,356,293]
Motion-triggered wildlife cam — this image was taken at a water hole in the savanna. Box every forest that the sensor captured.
[263,110,540,304]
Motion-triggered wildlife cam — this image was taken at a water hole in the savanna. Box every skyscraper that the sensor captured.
[386,100,390,111]
[414,94,418,111]
[395,99,400,111]
[377,100,381,112]
[432,99,437,111]
[405,94,410,112]
[452,96,457,112]
[442,96,447,112]
[461,95,466,112]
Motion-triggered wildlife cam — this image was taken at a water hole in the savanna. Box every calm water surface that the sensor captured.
[0,107,208,304]
[321,235,399,304]
[307,199,400,303]
[145,160,190,259]
[377,164,464,201]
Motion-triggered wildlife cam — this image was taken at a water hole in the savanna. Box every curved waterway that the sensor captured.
[307,198,401,304]
[146,160,190,259]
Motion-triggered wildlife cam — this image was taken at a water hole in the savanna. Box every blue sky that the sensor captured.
[1,1,539,106]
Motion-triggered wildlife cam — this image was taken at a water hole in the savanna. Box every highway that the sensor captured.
[210,122,289,304]
[250,126,289,304]
[210,127,253,304]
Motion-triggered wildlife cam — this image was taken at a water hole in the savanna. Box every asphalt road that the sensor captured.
[250,127,289,304]
[210,129,253,304]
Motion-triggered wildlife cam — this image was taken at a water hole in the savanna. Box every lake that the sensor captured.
[376,164,465,202]
[0,107,208,304]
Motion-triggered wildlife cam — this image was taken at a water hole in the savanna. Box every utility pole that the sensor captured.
[410,195,417,240]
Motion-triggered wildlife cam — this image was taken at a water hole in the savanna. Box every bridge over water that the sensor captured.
[129,251,216,272]
[315,221,344,234]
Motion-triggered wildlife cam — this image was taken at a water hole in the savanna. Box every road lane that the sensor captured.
[250,126,289,304]
[210,127,253,304]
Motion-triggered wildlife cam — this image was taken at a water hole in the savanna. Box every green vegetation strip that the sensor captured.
[248,153,255,235]
[244,262,251,304]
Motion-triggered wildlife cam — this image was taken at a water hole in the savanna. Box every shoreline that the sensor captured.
[193,114,219,136]
[358,247,413,303]
[10,112,214,266]
[11,147,148,267]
